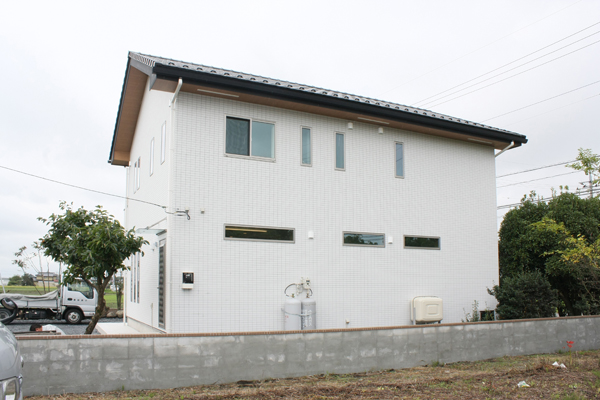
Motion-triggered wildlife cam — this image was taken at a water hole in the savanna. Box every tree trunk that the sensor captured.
[84,276,111,334]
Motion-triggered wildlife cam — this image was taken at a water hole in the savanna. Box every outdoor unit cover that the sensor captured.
[411,297,443,323]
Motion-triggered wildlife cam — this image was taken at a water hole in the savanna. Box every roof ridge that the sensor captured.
[129,52,524,137]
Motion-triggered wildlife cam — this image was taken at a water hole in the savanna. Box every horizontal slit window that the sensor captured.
[225,225,294,243]
[343,232,385,247]
[404,236,440,249]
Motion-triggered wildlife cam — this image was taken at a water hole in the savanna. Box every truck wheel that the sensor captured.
[0,308,10,320]
[64,309,83,324]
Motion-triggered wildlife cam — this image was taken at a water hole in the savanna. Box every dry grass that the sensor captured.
[28,350,600,399]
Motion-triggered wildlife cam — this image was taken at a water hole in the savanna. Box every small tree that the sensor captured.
[488,270,558,319]
[566,148,600,198]
[8,275,22,286]
[114,274,124,310]
[39,202,147,334]
[21,274,36,286]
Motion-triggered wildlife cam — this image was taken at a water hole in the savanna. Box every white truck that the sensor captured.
[0,281,97,324]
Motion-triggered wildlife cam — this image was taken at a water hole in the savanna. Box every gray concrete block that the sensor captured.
[101,338,131,360]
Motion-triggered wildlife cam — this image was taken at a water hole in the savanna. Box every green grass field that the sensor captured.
[1,285,121,310]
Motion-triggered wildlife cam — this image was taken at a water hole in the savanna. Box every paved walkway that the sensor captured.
[96,321,141,335]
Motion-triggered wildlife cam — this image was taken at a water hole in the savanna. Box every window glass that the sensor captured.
[67,281,94,299]
[161,122,166,164]
[404,236,440,249]
[302,127,311,165]
[225,225,294,242]
[336,133,345,169]
[343,232,385,247]
[251,121,274,158]
[396,142,404,177]
[226,117,250,156]
[150,138,155,176]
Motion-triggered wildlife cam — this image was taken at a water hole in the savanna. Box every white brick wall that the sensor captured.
[125,89,500,333]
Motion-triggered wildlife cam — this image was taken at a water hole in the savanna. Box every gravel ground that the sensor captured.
[5,318,123,335]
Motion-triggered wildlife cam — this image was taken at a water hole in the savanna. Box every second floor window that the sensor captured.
[226,117,274,159]
[335,133,345,170]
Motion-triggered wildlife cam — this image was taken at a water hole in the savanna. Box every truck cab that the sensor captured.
[61,281,97,323]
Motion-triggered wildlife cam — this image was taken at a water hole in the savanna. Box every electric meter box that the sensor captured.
[411,297,443,324]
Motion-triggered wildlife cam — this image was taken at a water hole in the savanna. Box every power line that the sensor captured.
[481,80,600,123]
[427,38,600,109]
[496,161,575,178]
[379,0,583,98]
[0,165,166,210]
[503,92,600,127]
[497,187,600,210]
[412,22,600,107]
[497,171,580,188]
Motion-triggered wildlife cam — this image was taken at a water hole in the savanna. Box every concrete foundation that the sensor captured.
[18,316,599,396]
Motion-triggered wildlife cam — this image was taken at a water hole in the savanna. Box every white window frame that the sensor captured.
[224,115,276,162]
[301,126,312,167]
[150,138,155,176]
[335,132,345,171]
[161,122,166,164]
[342,231,386,248]
[395,141,404,178]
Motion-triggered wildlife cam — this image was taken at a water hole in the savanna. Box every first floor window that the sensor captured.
[343,232,385,247]
[335,133,345,170]
[225,225,294,243]
[395,142,404,178]
[404,236,440,249]
[226,117,274,159]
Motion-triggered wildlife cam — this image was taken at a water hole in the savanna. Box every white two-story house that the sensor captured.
[109,52,527,334]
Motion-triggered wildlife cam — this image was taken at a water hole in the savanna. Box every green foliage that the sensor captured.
[8,275,22,286]
[566,148,600,185]
[39,202,147,334]
[488,270,558,320]
[462,300,481,322]
[21,273,35,286]
[498,192,600,316]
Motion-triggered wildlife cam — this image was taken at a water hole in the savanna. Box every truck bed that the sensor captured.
[0,290,59,309]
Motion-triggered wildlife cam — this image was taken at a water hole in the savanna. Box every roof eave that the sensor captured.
[150,64,526,146]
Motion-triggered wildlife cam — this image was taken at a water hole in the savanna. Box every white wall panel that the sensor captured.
[130,90,500,333]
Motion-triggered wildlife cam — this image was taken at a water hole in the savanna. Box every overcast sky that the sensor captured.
[1,0,599,279]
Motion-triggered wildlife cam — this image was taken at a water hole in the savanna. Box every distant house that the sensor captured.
[109,52,527,334]
[35,272,58,283]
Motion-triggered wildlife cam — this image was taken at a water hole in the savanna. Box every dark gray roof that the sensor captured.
[130,52,526,141]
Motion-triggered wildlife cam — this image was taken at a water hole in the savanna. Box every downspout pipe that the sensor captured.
[495,142,515,158]
[169,78,183,108]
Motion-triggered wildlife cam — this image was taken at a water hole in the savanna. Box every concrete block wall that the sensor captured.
[18,316,600,396]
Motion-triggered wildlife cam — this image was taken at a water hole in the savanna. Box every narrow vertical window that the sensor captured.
[395,142,404,178]
[335,133,345,170]
[302,127,311,166]
[160,122,166,164]
[135,157,141,191]
[150,138,155,176]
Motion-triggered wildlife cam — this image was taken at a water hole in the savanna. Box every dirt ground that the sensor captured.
[28,349,600,399]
